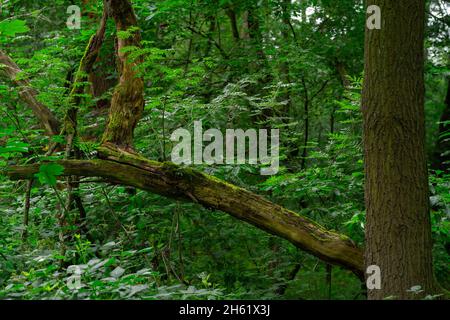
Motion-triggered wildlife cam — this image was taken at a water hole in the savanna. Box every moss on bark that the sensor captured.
[6,151,364,278]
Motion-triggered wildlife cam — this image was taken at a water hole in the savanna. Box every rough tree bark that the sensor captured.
[101,0,144,151]
[362,0,439,299]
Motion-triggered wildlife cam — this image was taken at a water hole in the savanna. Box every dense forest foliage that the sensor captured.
[0,0,448,300]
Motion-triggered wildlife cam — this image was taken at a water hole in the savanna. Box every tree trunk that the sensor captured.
[0,51,60,136]
[65,4,108,135]
[82,0,116,111]
[301,77,309,169]
[101,0,144,150]
[362,0,439,299]
[242,7,267,69]
[280,0,293,116]
[226,7,240,43]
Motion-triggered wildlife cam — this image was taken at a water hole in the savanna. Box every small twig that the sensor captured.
[185,25,230,59]
[311,79,330,101]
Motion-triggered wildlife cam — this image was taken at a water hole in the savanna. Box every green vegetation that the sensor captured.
[0,0,448,300]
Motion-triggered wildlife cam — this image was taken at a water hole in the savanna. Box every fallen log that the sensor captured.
[5,146,364,279]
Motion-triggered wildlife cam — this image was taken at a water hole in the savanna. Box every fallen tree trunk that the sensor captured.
[0,50,60,136]
[5,146,364,279]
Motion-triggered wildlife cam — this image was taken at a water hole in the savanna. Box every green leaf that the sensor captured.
[116,26,140,40]
[0,19,30,37]
[0,140,29,157]
[34,163,64,187]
